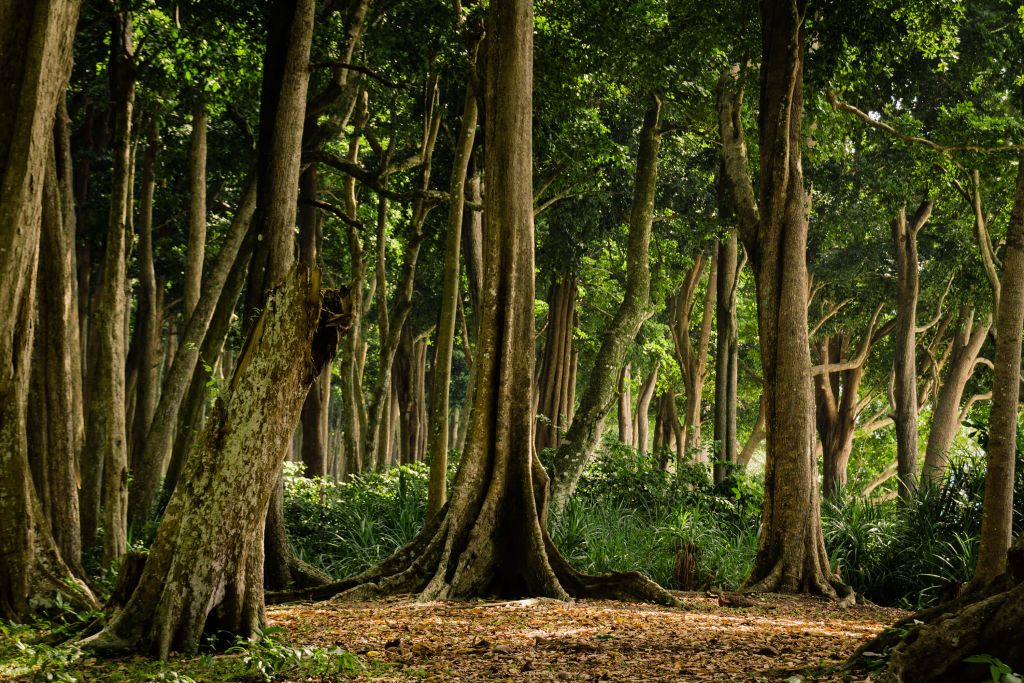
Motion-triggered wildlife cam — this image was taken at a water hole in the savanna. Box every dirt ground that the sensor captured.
[268,593,905,682]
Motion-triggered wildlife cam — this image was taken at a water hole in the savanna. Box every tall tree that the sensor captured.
[83,8,135,567]
[719,2,848,597]
[0,0,95,619]
[275,0,674,609]
[891,200,933,499]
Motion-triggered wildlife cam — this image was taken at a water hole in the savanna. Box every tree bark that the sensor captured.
[536,276,578,452]
[922,306,990,482]
[892,200,933,499]
[617,363,633,445]
[674,247,717,462]
[129,179,256,527]
[29,119,85,574]
[632,362,659,453]
[720,0,849,598]
[130,118,162,482]
[0,0,95,620]
[548,95,661,515]
[713,229,740,484]
[269,0,675,610]
[975,160,1024,585]
[427,72,478,517]
[84,10,135,566]
[82,268,349,657]
[183,99,208,323]
[363,82,442,470]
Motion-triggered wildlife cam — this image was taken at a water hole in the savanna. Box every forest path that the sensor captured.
[268,593,904,681]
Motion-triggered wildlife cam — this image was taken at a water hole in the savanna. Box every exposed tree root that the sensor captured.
[848,538,1024,682]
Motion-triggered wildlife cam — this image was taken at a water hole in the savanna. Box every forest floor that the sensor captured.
[1,592,905,682]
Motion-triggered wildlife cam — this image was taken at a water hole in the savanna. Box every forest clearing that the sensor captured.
[2,0,1024,681]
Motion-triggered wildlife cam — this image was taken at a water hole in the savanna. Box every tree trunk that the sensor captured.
[892,201,933,499]
[163,230,254,496]
[183,99,208,323]
[29,120,85,574]
[130,118,162,482]
[922,306,990,482]
[298,165,330,478]
[269,0,675,610]
[363,83,442,470]
[548,96,661,515]
[632,362,659,453]
[721,0,848,598]
[0,0,95,620]
[975,160,1024,585]
[427,73,478,516]
[677,247,717,462]
[82,268,349,657]
[337,92,370,479]
[815,335,867,497]
[851,536,1024,682]
[737,395,766,469]
[129,179,256,528]
[85,10,135,566]
[536,276,578,452]
[617,363,633,445]
[713,229,740,484]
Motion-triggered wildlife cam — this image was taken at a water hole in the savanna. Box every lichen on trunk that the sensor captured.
[81,267,349,657]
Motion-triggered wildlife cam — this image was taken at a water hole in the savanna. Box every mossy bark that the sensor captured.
[81,268,349,657]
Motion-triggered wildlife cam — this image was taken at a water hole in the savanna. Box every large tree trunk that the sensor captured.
[892,200,933,499]
[536,276,578,453]
[426,72,478,516]
[851,536,1024,682]
[0,0,94,620]
[548,96,661,515]
[713,229,740,484]
[720,0,848,598]
[82,268,349,657]
[269,0,675,610]
[922,306,991,482]
[975,160,1024,585]
[29,118,85,574]
[84,10,135,566]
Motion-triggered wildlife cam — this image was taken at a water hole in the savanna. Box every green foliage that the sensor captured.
[226,626,362,682]
[823,445,1024,607]
[550,440,762,590]
[282,461,430,578]
[963,654,1023,683]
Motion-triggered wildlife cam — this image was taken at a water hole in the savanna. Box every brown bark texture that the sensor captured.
[81,268,349,657]
[0,0,95,620]
[719,2,848,598]
[891,201,933,499]
[536,276,579,453]
[975,160,1024,584]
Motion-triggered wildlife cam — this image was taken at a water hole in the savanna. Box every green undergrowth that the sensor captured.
[283,437,1022,609]
[0,618,369,683]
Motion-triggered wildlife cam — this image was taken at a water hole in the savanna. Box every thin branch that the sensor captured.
[916,272,956,334]
[827,92,1024,155]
